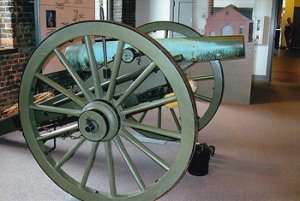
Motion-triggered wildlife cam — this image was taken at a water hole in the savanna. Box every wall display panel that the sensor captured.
[35,0,95,74]
[38,0,95,41]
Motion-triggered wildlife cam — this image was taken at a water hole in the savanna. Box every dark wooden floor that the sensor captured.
[251,49,300,104]
[272,49,300,83]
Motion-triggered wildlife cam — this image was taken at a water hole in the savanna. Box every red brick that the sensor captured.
[14,72,22,80]
[1,65,12,71]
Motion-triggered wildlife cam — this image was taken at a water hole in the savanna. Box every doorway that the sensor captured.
[272,0,300,84]
[292,7,300,48]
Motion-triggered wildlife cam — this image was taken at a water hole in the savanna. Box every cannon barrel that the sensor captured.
[158,35,244,61]
[65,35,245,71]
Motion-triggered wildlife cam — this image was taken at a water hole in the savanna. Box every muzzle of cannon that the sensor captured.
[1,21,245,201]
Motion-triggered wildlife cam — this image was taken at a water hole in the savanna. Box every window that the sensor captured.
[210,30,216,36]
[239,25,244,34]
[0,7,16,53]
[222,24,233,36]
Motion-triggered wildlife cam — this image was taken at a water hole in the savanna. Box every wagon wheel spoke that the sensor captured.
[169,108,181,131]
[54,48,95,102]
[101,36,108,67]
[113,136,146,191]
[120,129,170,171]
[84,35,103,99]
[194,93,213,102]
[138,111,147,122]
[35,73,85,107]
[115,62,157,107]
[123,119,181,140]
[164,30,169,38]
[55,137,86,169]
[121,95,176,116]
[80,142,100,188]
[29,104,81,116]
[106,40,125,100]
[104,141,117,196]
[191,75,214,81]
[191,75,214,102]
[157,106,162,128]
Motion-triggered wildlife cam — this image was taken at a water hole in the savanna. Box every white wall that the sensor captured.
[135,0,172,27]
[252,0,273,76]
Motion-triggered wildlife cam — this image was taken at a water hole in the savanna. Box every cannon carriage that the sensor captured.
[0,21,244,201]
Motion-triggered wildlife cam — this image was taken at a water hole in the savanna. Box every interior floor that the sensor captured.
[251,48,300,104]
[272,48,300,84]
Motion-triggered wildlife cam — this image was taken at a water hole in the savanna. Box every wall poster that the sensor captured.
[35,0,96,74]
[38,0,95,41]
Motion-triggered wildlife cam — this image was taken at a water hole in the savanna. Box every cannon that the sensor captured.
[1,21,244,201]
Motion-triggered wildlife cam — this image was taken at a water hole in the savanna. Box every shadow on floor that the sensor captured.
[251,81,300,104]
[0,137,27,149]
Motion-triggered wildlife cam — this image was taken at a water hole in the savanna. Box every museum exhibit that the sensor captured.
[0,0,300,200]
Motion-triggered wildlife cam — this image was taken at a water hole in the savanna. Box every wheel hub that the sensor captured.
[79,101,120,142]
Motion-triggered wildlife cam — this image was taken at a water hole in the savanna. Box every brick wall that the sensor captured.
[113,0,123,22]
[122,0,136,27]
[113,0,136,27]
[0,0,35,111]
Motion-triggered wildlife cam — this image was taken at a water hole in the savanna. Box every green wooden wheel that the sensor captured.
[138,21,224,130]
[19,21,197,201]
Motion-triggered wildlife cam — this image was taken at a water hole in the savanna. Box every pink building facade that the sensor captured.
[205,5,253,42]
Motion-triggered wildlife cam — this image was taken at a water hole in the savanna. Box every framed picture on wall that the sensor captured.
[46,10,56,28]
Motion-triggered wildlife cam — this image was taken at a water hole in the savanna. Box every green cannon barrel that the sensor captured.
[65,35,245,71]
[158,35,245,61]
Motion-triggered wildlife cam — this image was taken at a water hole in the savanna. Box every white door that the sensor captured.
[173,0,193,27]
[173,0,211,34]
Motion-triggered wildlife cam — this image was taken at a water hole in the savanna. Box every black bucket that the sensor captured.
[188,143,215,176]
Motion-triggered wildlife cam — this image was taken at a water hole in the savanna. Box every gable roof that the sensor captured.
[209,4,252,22]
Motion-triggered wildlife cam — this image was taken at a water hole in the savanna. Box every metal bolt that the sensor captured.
[85,119,97,133]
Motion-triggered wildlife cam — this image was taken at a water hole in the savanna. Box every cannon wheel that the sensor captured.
[19,21,197,201]
[138,21,224,130]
